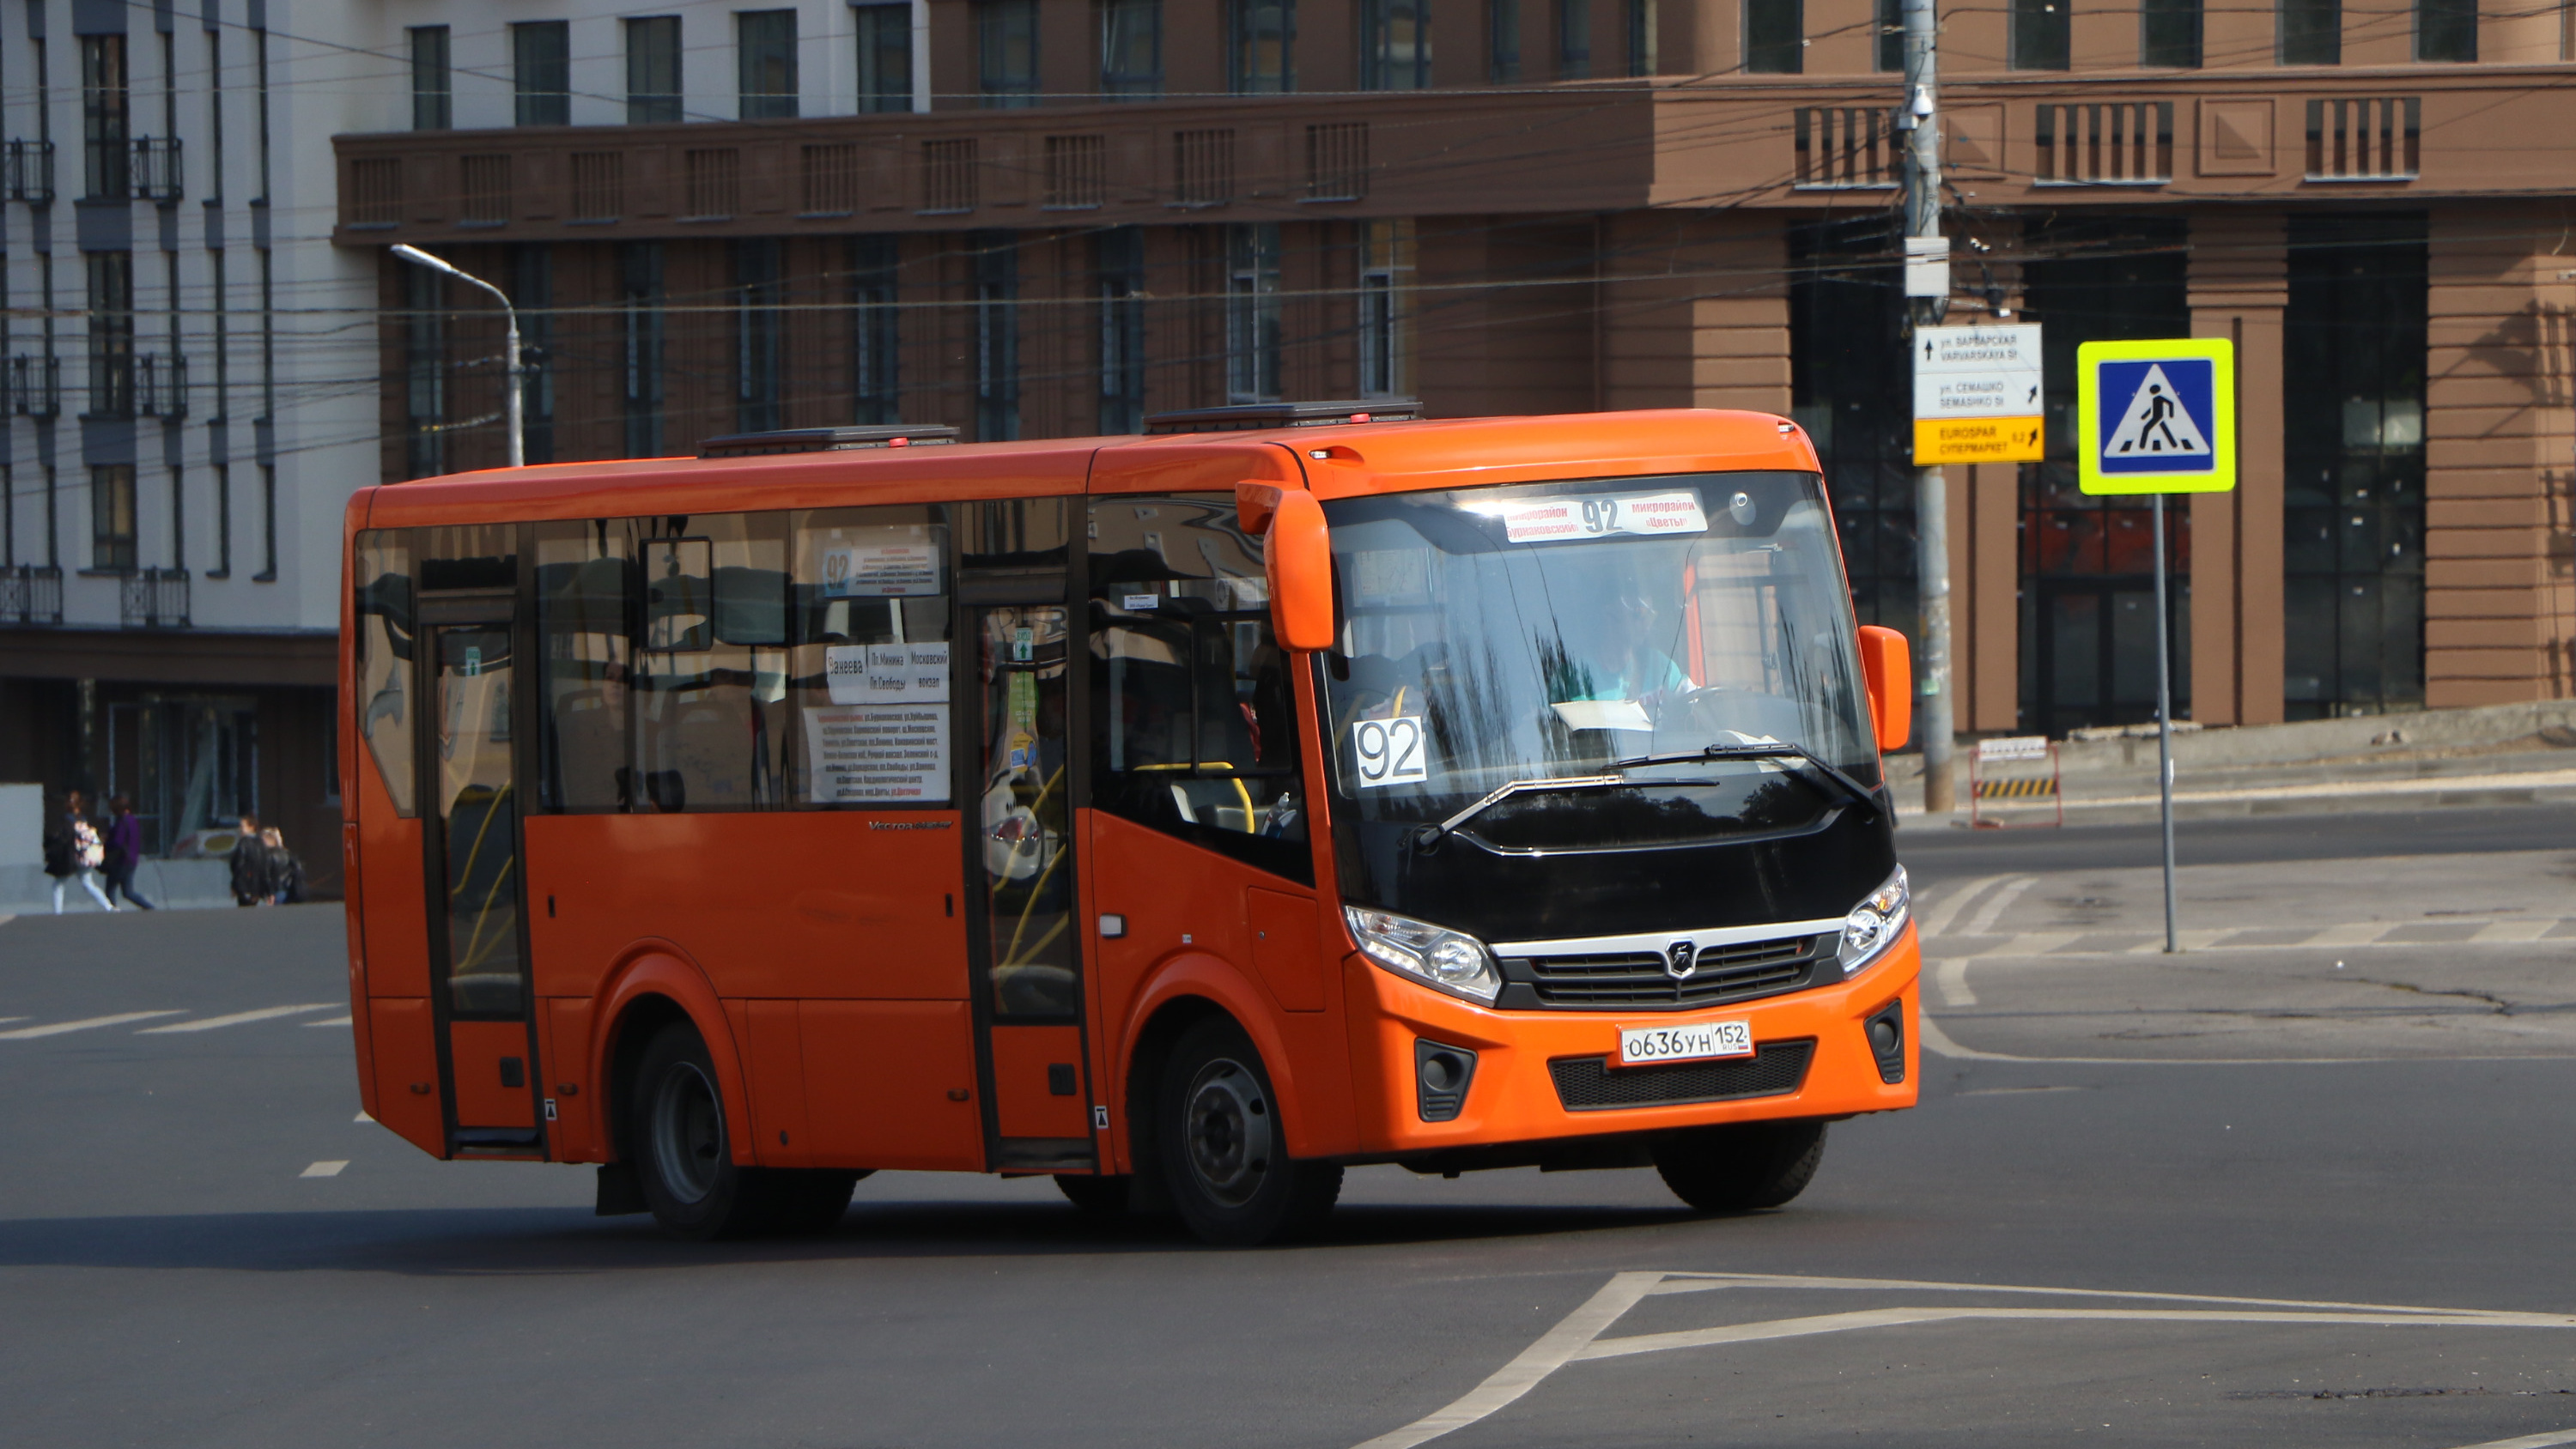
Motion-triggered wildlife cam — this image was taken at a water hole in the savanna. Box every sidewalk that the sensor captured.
[1886,699,2576,825]
[0,860,236,915]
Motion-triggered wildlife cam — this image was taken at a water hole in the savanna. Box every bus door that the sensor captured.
[418,591,543,1149]
[964,600,1097,1171]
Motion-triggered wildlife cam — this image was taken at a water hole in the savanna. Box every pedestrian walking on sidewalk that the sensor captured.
[102,795,156,911]
[229,814,271,907]
[44,789,115,913]
[260,826,303,905]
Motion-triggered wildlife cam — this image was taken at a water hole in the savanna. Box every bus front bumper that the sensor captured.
[1341,925,1922,1158]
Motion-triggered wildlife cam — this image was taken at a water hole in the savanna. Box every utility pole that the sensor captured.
[1899,0,1953,816]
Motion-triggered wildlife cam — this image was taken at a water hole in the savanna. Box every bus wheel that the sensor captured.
[632,1021,768,1240]
[1054,1174,1128,1214]
[1158,1017,1342,1246]
[1652,1121,1828,1214]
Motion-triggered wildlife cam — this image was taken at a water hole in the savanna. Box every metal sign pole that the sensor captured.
[2153,492,2178,953]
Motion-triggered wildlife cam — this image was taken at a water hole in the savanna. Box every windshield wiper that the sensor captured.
[1613,744,1883,820]
[1411,773,1627,850]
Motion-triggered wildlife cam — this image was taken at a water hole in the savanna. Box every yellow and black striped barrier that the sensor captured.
[1973,777,2060,800]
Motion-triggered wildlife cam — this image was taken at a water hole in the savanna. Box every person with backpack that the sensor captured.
[260,826,304,905]
[101,794,156,910]
[44,790,115,913]
[229,814,271,907]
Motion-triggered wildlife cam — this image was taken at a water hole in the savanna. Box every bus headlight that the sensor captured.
[1837,866,1911,978]
[1344,906,1503,1006]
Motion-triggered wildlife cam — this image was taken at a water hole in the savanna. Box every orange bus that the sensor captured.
[339,405,1919,1246]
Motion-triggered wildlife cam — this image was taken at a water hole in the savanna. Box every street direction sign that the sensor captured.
[1911,324,2044,466]
[2076,338,2236,494]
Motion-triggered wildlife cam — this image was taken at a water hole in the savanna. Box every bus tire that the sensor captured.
[631,1021,770,1240]
[1054,1173,1128,1214]
[1158,1017,1342,1246]
[1652,1120,1827,1214]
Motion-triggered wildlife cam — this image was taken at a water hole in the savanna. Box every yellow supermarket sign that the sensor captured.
[1912,416,2044,464]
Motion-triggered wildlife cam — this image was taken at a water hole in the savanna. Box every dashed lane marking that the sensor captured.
[1934,955,1978,1008]
[303,1016,354,1028]
[300,1161,348,1179]
[1351,1270,2576,1449]
[1960,875,2040,937]
[137,1003,337,1034]
[0,1010,185,1040]
[1917,875,2013,940]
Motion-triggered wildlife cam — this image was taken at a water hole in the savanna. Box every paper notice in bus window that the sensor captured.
[804,705,951,803]
[1497,491,1709,544]
[1551,699,1654,732]
[821,543,942,597]
[824,642,951,706]
[1348,715,1430,789]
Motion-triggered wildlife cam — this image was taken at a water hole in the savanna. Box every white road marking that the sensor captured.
[1960,875,2039,937]
[2124,929,2232,954]
[1922,920,2576,961]
[2312,921,2399,948]
[1349,1272,1661,1449]
[138,1003,337,1034]
[1350,1270,2576,1449]
[0,1017,23,1027]
[303,1016,354,1028]
[1934,955,1978,1008]
[353,1111,372,1123]
[2472,919,2556,944]
[0,1010,185,1040]
[1917,875,2010,940]
[300,1161,348,1178]
[1917,1010,2573,1067]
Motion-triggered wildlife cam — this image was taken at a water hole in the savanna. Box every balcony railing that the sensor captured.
[119,567,189,629]
[1,565,65,627]
[131,136,184,203]
[1793,107,1901,190]
[7,355,61,419]
[136,354,187,419]
[2034,101,2174,185]
[3,138,53,203]
[2306,97,2421,182]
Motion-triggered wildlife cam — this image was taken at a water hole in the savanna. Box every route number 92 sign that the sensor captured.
[1350,716,1430,789]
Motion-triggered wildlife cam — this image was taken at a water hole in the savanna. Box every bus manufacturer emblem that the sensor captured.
[1665,941,1698,980]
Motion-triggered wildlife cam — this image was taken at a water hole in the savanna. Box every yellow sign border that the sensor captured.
[2076,338,2237,494]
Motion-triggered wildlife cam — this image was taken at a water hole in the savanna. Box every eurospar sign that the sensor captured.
[1911,324,2044,466]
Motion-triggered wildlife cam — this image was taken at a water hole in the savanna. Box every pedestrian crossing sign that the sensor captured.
[2076,338,2236,494]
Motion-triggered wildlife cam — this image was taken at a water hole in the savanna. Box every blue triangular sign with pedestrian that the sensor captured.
[2077,339,2237,495]
[2103,365,2210,459]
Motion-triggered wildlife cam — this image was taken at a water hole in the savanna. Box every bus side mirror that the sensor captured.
[1239,482,1334,652]
[1856,626,1912,753]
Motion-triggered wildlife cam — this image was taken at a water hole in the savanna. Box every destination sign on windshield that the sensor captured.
[1491,490,1709,544]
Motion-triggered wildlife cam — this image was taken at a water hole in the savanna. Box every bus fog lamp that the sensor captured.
[1345,906,1503,1006]
[1837,866,1911,977]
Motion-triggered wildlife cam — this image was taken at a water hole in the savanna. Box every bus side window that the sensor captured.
[533,521,633,813]
[1088,495,1310,885]
[353,530,417,818]
[632,513,791,812]
[786,506,952,808]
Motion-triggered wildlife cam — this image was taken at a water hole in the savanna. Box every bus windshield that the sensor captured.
[1320,471,1877,850]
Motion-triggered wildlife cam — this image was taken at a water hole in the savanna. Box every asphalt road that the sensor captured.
[5,815,2575,1449]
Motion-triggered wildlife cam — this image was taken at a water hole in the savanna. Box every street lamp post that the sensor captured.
[390,244,523,469]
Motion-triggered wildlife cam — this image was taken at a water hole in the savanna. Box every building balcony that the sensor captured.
[3,138,52,203]
[331,66,2576,245]
[6,355,60,420]
[136,355,188,420]
[119,567,189,630]
[1,565,64,627]
[131,136,184,203]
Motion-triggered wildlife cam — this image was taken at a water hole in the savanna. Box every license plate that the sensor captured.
[1618,1018,1753,1066]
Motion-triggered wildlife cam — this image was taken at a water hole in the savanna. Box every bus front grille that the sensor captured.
[1547,1040,1815,1112]
[1515,935,1826,1009]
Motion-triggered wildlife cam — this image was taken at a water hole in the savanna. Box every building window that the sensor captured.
[514,246,555,465]
[1362,0,1433,89]
[91,465,137,573]
[2416,0,2475,59]
[82,33,131,200]
[1358,221,1412,397]
[852,236,901,425]
[627,17,683,124]
[1097,227,1146,433]
[855,4,914,112]
[980,0,1041,107]
[1745,0,1802,72]
[739,9,799,118]
[735,239,784,433]
[210,464,231,578]
[168,467,185,573]
[2141,0,2202,64]
[2283,215,2427,720]
[1627,0,1657,72]
[1789,220,1911,639]
[623,243,666,458]
[1099,0,1163,98]
[258,464,276,581]
[513,21,570,126]
[974,233,1020,441]
[1875,0,1903,70]
[405,263,447,479]
[2010,0,2071,69]
[1226,224,1283,404]
[1489,0,1522,79]
[410,26,452,130]
[1557,0,1591,76]
[87,251,136,420]
[2278,0,2340,63]
[1233,0,1297,92]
